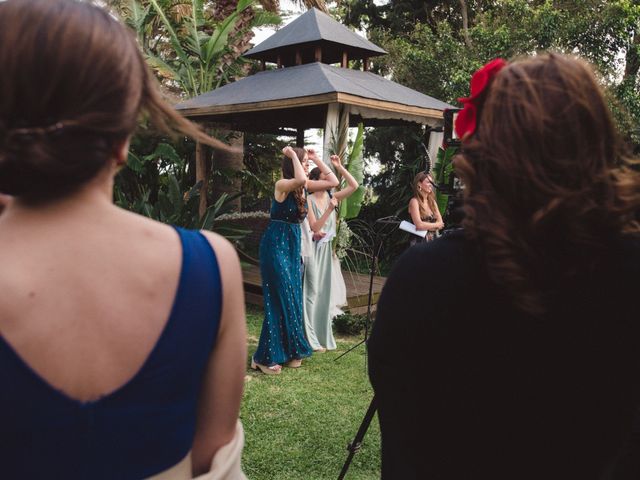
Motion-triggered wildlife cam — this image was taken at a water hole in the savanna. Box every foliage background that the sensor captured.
[336,0,640,265]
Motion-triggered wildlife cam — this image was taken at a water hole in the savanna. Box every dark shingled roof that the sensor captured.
[177,62,452,113]
[243,8,386,64]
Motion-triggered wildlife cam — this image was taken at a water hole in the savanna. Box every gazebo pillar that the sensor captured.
[296,128,305,148]
[322,103,351,164]
[323,103,347,163]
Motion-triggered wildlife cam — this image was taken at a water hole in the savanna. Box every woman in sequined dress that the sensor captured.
[408,172,444,244]
[252,147,338,374]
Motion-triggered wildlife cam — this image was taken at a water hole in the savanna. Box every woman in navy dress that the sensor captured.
[252,147,337,374]
[0,1,247,478]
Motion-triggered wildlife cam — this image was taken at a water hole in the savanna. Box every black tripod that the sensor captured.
[334,216,400,362]
[337,396,378,480]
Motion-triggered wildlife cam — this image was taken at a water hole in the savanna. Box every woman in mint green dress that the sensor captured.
[304,155,359,351]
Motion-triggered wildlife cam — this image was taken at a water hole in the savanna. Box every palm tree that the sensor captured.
[104,0,281,215]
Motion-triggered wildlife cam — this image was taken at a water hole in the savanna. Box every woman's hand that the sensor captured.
[312,231,326,242]
[329,197,338,209]
[282,146,295,158]
[307,148,319,162]
[330,155,342,169]
[436,221,444,230]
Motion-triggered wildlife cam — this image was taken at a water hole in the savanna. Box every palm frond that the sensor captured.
[251,9,282,28]
[290,0,328,13]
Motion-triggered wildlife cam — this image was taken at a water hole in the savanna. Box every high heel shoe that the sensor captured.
[284,359,302,368]
[251,359,282,375]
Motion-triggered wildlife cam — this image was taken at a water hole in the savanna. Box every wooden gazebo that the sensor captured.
[177,7,452,160]
[176,8,452,310]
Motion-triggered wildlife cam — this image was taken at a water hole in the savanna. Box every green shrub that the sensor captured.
[333,312,369,335]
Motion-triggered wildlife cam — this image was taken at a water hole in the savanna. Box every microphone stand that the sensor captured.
[334,216,400,362]
[334,219,398,479]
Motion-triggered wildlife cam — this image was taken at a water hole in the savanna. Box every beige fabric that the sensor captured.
[146,420,247,480]
[194,420,247,480]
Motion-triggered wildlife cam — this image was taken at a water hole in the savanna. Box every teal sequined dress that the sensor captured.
[253,193,313,366]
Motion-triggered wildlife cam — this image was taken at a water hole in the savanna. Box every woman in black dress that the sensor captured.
[369,54,640,479]
[407,171,443,243]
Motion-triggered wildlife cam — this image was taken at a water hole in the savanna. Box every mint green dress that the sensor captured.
[303,193,337,351]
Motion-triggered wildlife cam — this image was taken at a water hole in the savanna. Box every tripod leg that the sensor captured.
[333,338,366,361]
[337,397,378,480]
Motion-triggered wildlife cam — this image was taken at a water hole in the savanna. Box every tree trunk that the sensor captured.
[213,130,244,213]
[624,29,640,82]
[459,0,472,48]
[196,140,208,218]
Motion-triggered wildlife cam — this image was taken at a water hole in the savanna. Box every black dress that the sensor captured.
[409,214,436,246]
[369,230,640,480]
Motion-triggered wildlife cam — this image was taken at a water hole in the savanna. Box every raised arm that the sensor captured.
[331,155,359,202]
[275,146,307,197]
[306,148,339,193]
[191,232,247,476]
[408,198,441,231]
[307,194,338,233]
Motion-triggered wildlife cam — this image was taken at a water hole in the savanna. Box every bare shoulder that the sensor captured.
[199,230,241,276]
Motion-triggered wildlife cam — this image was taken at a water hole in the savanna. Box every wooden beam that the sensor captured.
[295,49,302,65]
[261,60,266,71]
[180,93,340,116]
[296,128,305,147]
[179,93,445,121]
[337,93,444,119]
[342,51,348,68]
[315,46,322,62]
[363,57,369,71]
[277,54,282,68]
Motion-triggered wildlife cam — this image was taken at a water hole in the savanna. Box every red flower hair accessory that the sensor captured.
[454,58,507,140]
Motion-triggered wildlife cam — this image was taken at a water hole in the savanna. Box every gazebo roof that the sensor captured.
[176,62,453,132]
[243,8,386,66]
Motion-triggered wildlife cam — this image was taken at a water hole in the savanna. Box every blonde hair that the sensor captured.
[412,172,437,218]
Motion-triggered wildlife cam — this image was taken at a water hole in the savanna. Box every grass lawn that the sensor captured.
[241,304,381,480]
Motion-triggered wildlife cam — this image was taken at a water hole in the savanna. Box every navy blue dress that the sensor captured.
[254,193,313,366]
[0,228,222,479]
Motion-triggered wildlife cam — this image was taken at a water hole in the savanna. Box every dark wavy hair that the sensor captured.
[454,53,640,315]
[308,166,322,181]
[0,0,231,203]
[281,147,308,219]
